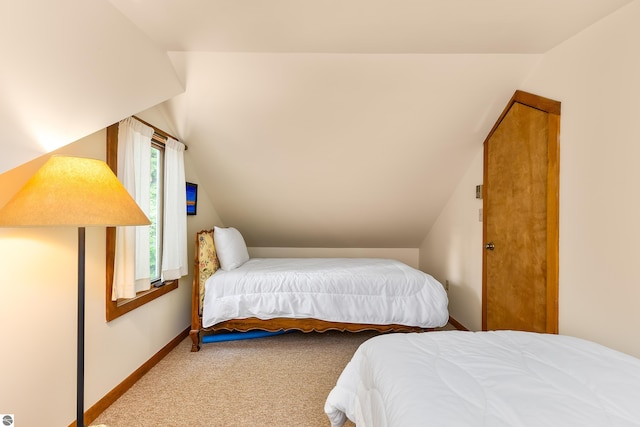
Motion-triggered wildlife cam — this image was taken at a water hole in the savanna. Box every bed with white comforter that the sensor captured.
[191,227,450,352]
[202,257,449,329]
[325,330,640,427]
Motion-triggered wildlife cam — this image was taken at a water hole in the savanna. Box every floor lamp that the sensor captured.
[0,156,150,427]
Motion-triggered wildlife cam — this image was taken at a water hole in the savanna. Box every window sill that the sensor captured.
[106,279,178,322]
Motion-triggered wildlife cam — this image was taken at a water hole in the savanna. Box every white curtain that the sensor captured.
[162,137,188,280]
[112,117,153,300]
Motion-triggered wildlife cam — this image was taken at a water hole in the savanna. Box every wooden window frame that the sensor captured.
[105,121,178,322]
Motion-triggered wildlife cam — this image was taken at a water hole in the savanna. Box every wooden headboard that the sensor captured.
[190,229,219,345]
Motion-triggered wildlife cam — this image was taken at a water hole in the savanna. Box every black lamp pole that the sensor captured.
[77,227,85,427]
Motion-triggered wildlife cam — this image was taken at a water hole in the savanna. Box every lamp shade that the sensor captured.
[0,156,150,227]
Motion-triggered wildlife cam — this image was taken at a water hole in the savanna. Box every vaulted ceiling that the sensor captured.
[1,0,634,247]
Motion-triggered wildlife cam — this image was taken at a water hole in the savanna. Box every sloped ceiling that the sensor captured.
[2,0,634,248]
[109,0,632,54]
[162,52,540,248]
[110,0,632,248]
[0,0,183,174]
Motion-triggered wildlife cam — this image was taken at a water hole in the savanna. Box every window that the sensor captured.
[149,139,163,284]
[105,121,178,321]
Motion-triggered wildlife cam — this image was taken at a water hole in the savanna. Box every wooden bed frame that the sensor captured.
[190,229,428,352]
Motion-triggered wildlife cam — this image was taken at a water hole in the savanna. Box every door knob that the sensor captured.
[485,242,495,251]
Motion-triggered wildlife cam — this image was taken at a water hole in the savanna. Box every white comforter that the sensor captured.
[201,258,449,329]
[325,330,640,427]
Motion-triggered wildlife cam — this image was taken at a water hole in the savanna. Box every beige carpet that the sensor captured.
[94,325,455,426]
[93,330,377,427]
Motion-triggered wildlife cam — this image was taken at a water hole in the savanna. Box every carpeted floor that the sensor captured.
[93,330,377,427]
[94,325,455,426]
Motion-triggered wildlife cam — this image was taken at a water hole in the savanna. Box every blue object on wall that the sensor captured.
[202,330,288,343]
[186,182,198,215]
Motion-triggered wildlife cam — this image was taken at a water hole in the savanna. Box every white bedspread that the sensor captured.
[201,258,449,329]
[325,330,640,427]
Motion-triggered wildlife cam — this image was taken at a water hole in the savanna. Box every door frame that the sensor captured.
[482,90,561,333]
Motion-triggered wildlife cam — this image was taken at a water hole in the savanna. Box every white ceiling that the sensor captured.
[161,52,540,247]
[111,0,632,248]
[0,0,184,174]
[2,0,634,248]
[109,0,631,54]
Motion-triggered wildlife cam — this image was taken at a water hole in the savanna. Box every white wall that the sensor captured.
[0,117,221,426]
[521,0,640,357]
[420,0,640,357]
[419,148,484,330]
[250,247,419,269]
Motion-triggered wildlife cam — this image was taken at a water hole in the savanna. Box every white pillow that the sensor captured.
[214,226,250,271]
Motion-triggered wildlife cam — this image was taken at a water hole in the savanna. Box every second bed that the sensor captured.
[190,227,449,351]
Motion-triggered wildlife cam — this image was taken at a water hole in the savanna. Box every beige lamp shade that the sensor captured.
[0,156,150,227]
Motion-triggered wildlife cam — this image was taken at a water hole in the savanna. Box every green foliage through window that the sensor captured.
[149,145,162,282]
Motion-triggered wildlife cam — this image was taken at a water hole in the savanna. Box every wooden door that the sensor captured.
[482,90,560,333]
